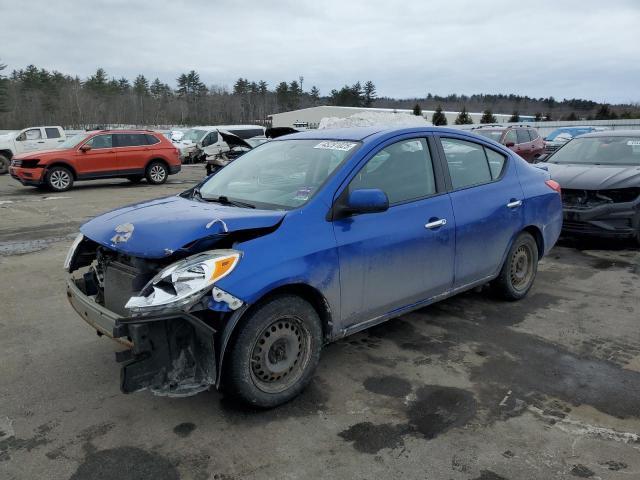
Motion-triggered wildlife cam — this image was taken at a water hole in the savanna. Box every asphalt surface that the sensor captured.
[1,166,639,480]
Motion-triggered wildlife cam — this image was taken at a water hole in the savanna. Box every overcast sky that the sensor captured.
[1,0,639,103]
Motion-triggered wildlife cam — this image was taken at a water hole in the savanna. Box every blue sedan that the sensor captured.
[65,126,563,407]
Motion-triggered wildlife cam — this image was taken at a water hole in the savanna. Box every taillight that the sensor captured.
[545,179,561,193]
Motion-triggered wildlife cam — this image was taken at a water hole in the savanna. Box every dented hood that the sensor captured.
[546,163,640,190]
[80,196,285,258]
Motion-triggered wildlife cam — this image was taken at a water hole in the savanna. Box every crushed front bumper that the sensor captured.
[67,277,217,396]
[562,199,640,239]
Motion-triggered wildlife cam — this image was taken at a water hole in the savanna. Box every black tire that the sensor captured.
[127,175,143,183]
[225,295,322,408]
[492,232,539,301]
[145,161,168,185]
[45,166,74,192]
[0,154,9,175]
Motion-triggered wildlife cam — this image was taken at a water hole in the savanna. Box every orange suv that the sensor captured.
[9,130,181,191]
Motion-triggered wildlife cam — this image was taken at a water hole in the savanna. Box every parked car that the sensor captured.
[204,130,253,175]
[472,125,545,162]
[543,126,609,155]
[65,126,562,407]
[543,130,640,242]
[177,125,266,163]
[0,126,66,174]
[10,129,181,192]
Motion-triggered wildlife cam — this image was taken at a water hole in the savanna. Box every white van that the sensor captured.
[177,125,265,161]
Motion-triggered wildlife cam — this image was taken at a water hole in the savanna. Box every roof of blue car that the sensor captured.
[279,125,465,142]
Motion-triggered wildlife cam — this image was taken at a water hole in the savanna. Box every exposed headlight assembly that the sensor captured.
[64,233,85,271]
[125,250,241,316]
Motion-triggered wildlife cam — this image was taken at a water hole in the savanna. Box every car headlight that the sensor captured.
[125,250,241,315]
[64,233,85,271]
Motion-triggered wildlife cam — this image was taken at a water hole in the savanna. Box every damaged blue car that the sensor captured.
[65,126,563,407]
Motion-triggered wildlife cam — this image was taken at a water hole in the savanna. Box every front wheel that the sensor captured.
[145,161,168,185]
[45,166,74,192]
[225,295,322,408]
[491,232,538,301]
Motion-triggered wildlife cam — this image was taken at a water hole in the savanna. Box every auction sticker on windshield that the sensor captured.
[314,141,358,151]
[626,140,640,146]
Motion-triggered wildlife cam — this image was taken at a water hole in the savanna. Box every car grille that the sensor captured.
[562,188,640,209]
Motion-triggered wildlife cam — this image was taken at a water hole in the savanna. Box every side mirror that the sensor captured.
[16,134,25,141]
[79,144,92,152]
[543,137,548,141]
[346,189,389,215]
[505,142,515,148]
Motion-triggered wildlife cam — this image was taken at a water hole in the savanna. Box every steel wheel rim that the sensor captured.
[250,317,311,394]
[510,244,534,291]
[51,170,70,189]
[150,165,166,182]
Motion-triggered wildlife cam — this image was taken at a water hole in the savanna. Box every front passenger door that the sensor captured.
[333,137,455,327]
[76,134,115,177]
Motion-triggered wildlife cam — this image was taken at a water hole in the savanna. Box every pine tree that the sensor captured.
[454,107,473,125]
[431,105,447,126]
[309,86,320,104]
[534,112,543,122]
[133,75,149,96]
[413,103,422,116]
[565,112,578,121]
[480,109,496,124]
[509,111,520,122]
[544,112,553,121]
[363,81,376,107]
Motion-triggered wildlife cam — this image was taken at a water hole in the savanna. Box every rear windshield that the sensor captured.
[548,137,640,166]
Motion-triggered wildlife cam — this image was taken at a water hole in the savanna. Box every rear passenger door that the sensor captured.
[43,127,65,149]
[436,136,524,288]
[113,133,151,174]
[333,136,455,327]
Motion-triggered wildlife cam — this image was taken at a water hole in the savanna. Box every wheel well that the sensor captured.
[0,149,12,160]
[523,225,544,258]
[252,284,334,342]
[46,162,77,180]
[146,158,169,171]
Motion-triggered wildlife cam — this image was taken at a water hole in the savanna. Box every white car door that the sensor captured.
[14,128,46,154]
[43,127,65,149]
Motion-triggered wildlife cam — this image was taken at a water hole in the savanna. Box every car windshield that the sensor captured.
[57,133,91,149]
[548,136,640,166]
[181,129,207,143]
[546,128,591,141]
[198,139,360,209]
[474,130,503,142]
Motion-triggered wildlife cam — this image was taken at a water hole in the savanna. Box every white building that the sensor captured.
[269,105,529,128]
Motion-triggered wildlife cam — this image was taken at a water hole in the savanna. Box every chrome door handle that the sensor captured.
[425,218,447,229]
[507,200,523,208]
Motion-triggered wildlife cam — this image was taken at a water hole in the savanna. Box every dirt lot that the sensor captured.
[1,166,639,480]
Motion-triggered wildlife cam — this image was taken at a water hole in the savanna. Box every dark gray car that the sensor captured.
[544,130,640,242]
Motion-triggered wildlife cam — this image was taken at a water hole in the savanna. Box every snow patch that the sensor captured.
[319,111,430,129]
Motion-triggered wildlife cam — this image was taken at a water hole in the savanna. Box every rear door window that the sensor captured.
[114,134,147,147]
[45,128,61,139]
[528,129,539,141]
[516,129,531,144]
[145,134,161,145]
[441,138,507,189]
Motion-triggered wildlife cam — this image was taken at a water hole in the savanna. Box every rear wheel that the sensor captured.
[0,154,9,174]
[145,161,168,185]
[225,295,322,408]
[45,166,74,192]
[492,232,538,300]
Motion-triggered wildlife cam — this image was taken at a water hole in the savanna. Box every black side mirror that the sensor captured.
[346,189,389,214]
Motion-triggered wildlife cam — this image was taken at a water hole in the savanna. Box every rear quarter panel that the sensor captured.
[517,160,563,255]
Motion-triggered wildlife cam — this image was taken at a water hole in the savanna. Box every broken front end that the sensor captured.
[65,235,246,397]
[561,187,640,239]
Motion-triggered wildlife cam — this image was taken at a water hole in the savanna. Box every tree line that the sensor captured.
[0,62,638,129]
